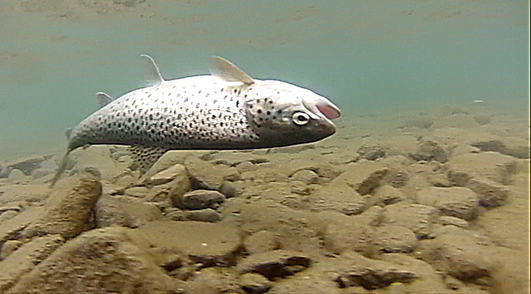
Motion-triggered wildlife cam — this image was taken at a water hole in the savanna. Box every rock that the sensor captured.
[379,253,452,294]
[219,181,240,198]
[371,185,407,206]
[427,173,452,187]
[269,275,341,294]
[416,187,479,220]
[333,251,419,289]
[95,195,162,228]
[244,230,280,254]
[167,166,192,207]
[447,152,517,186]
[467,178,508,208]
[385,167,410,188]
[0,235,64,293]
[373,225,418,253]
[0,207,44,243]
[4,155,48,176]
[310,183,366,215]
[290,169,319,184]
[178,189,225,210]
[124,186,150,198]
[133,220,241,266]
[239,273,272,293]
[0,184,49,205]
[351,206,383,226]
[471,138,530,159]
[473,114,491,125]
[0,210,19,223]
[7,169,27,181]
[9,227,180,294]
[183,267,240,294]
[0,240,23,259]
[417,228,497,281]
[381,203,438,238]
[237,250,311,279]
[439,216,468,228]
[185,156,240,190]
[285,158,342,180]
[323,221,374,256]
[146,164,187,186]
[184,208,222,223]
[209,151,268,166]
[400,117,433,129]
[357,144,386,160]
[68,146,128,181]
[0,163,8,178]
[410,140,448,163]
[331,161,388,195]
[23,177,102,239]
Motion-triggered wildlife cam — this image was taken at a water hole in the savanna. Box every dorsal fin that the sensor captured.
[140,54,165,85]
[65,128,73,139]
[209,56,254,85]
[96,92,114,108]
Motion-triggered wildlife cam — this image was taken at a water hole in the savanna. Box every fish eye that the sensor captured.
[292,112,310,126]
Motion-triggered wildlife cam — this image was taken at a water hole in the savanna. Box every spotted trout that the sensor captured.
[51,55,341,185]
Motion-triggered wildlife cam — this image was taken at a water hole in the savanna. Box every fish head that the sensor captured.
[246,80,341,146]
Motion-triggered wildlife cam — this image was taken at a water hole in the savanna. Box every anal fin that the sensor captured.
[128,145,167,175]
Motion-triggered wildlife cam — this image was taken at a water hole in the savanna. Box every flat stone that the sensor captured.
[0,184,50,205]
[185,156,240,190]
[410,140,448,163]
[310,183,366,215]
[331,161,388,195]
[9,227,179,294]
[418,228,497,281]
[237,250,311,279]
[0,234,64,292]
[0,206,44,243]
[357,144,386,161]
[133,220,241,266]
[416,187,479,220]
[179,189,225,210]
[439,216,469,228]
[290,169,319,184]
[7,169,27,181]
[371,185,407,206]
[0,240,23,259]
[4,155,47,176]
[239,273,272,294]
[447,152,517,185]
[184,208,222,223]
[23,177,102,239]
[244,230,280,254]
[95,195,163,228]
[382,203,438,238]
[124,186,151,198]
[333,251,419,289]
[373,225,418,253]
[467,178,509,208]
[147,164,188,186]
[323,221,374,255]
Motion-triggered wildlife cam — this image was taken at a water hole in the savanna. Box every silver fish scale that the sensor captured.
[69,76,260,150]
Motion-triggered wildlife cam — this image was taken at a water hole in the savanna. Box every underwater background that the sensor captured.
[0,0,528,158]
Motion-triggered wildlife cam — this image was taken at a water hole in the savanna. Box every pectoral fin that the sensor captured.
[128,145,167,174]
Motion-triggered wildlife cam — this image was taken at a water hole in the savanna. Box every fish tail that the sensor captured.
[49,151,71,187]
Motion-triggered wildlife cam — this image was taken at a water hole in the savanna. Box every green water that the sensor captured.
[0,0,528,158]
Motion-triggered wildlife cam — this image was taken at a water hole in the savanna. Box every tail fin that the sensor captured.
[49,151,71,187]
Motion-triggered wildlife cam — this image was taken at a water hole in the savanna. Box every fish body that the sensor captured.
[52,56,340,185]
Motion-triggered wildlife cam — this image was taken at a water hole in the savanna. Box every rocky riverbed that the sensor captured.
[0,103,529,294]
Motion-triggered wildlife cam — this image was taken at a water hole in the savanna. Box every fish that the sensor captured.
[50,55,341,186]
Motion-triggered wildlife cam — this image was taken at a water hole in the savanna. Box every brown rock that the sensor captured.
[237,250,311,279]
[146,163,188,186]
[133,220,241,266]
[373,225,417,253]
[24,177,102,239]
[371,185,407,206]
[178,189,225,210]
[333,251,419,289]
[331,161,388,195]
[310,183,366,215]
[0,240,23,259]
[0,235,64,292]
[0,207,44,243]
[447,152,517,185]
[244,230,280,254]
[290,169,319,184]
[239,273,272,293]
[323,221,374,256]
[9,227,180,294]
[95,195,162,228]
[410,140,448,163]
[184,208,222,223]
[416,187,479,220]
[185,156,240,190]
[467,178,508,208]
[382,203,438,238]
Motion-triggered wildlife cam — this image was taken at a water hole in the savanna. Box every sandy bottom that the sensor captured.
[0,103,529,294]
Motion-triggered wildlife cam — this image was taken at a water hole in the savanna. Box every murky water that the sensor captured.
[0,0,528,158]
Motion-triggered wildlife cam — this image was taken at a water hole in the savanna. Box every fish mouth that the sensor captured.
[303,97,341,126]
